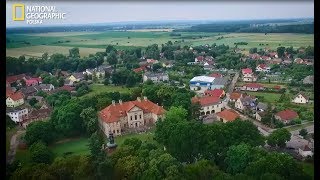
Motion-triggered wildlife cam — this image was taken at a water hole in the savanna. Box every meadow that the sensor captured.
[6,31,314,58]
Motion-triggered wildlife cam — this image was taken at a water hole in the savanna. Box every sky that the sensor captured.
[6,1,314,27]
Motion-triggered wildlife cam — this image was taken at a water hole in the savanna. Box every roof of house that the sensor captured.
[230,92,242,100]
[144,72,168,78]
[196,56,204,61]
[257,64,270,70]
[99,99,165,123]
[6,87,15,97]
[303,76,314,84]
[190,76,215,83]
[60,85,76,92]
[208,73,223,78]
[295,92,309,100]
[6,74,27,83]
[243,83,264,89]
[216,109,240,122]
[191,96,221,106]
[239,96,256,106]
[204,89,224,97]
[213,77,228,85]
[300,145,311,151]
[242,68,253,74]
[133,67,146,73]
[22,108,52,123]
[72,72,85,79]
[8,91,24,101]
[21,86,39,95]
[39,84,54,90]
[257,102,268,111]
[275,109,298,121]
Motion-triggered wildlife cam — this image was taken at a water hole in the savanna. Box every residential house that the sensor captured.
[242,68,257,82]
[38,84,55,92]
[68,73,85,83]
[6,107,29,123]
[6,74,27,86]
[211,77,228,90]
[256,64,271,73]
[235,95,256,111]
[6,87,15,97]
[229,92,243,102]
[241,83,264,91]
[147,59,159,64]
[274,109,299,124]
[292,93,309,104]
[143,72,169,83]
[204,89,225,98]
[267,58,282,65]
[189,76,216,93]
[256,111,268,121]
[294,58,304,64]
[255,102,268,121]
[133,66,147,73]
[216,109,240,123]
[162,60,174,68]
[208,73,223,78]
[99,97,165,137]
[298,145,313,158]
[248,53,260,60]
[282,59,292,65]
[268,52,278,58]
[303,76,314,85]
[21,86,40,97]
[25,77,42,86]
[260,56,271,61]
[6,91,24,107]
[203,62,214,71]
[21,108,52,129]
[192,96,225,116]
[6,81,11,88]
[195,56,204,63]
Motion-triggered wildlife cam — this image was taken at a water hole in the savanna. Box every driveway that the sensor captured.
[227,71,239,94]
[7,130,25,164]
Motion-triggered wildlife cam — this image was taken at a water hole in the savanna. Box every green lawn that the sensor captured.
[82,84,132,98]
[301,162,314,179]
[246,92,282,103]
[285,121,314,131]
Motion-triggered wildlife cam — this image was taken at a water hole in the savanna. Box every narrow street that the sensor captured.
[227,71,239,94]
[7,130,25,164]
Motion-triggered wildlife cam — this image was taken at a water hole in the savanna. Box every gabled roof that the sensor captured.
[6,87,15,97]
[257,64,270,70]
[295,92,309,100]
[242,68,253,74]
[275,109,298,121]
[230,92,242,100]
[133,67,146,73]
[6,74,27,83]
[99,99,165,123]
[8,91,24,101]
[39,84,54,90]
[196,56,204,61]
[72,72,85,79]
[208,73,223,78]
[204,89,224,97]
[257,102,268,111]
[191,96,221,106]
[300,145,311,151]
[216,109,239,122]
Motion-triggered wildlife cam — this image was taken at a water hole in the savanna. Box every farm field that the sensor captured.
[6,31,313,58]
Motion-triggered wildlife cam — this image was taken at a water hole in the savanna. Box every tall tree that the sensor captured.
[267,128,291,148]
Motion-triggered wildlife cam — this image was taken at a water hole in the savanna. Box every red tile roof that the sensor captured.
[6,87,14,97]
[242,68,252,74]
[133,67,146,73]
[204,89,224,98]
[8,91,24,101]
[196,56,204,61]
[274,85,281,89]
[6,74,27,83]
[275,109,298,121]
[99,99,165,123]
[208,73,223,78]
[60,85,76,92]
[230,92,242,100]
[216,109,240,122]
[257,64,269,70]
[192,96,221,106]
[243,83,264,89]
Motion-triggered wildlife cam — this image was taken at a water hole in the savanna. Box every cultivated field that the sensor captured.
[6,31,314,58]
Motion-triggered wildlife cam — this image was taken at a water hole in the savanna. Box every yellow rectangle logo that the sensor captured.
[12,4,25,21]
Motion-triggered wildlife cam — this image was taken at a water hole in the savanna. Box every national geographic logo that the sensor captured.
[12,4,67,24]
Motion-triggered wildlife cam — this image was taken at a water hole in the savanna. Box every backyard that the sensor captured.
[81,84,132,98]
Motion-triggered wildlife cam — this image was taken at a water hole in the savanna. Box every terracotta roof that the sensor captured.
[274,85,281,89]
[6,74,27,83]
[204,89,224,98]
[275,109,298,121]
[230,92,242,100]
[257,64,269,70]
[196,56,204,61]
[192,96,221,106]
[242,68,252,74]
[133,67,146,73]
[22,108,52,123]
[243,83,264,89]
[99,99,165,123]
[8,91,24,101]
[6,87,15,97]
[216,109,240,122]
[208,73,223,78]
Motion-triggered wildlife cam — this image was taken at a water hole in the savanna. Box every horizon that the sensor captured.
[6,1,314,28]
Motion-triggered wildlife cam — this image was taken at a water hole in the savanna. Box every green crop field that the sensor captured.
[6,31,313,58]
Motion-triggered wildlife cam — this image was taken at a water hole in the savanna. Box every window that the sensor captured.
[113,130,115,134]
[117,130,119,133]
[140,115,142,119]
[130,116,132,120]
[135,115,137,120]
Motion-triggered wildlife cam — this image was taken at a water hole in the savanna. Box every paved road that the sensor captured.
[227,71,240,94]
[7,130,25,164]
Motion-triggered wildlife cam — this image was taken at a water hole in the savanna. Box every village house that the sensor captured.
[208,73,223,78]
[68,73,85,83]
[294,58,304,64]
[6,107,29,123]
[255,102,268,121]
[216,109,240,123]
[248,53,260,60]
[192,96,225,116]
[6,91,24,108]
[195,56,204,63]
[143,72,169,83]
[260,56,271,61]
[292,93,309,104]
[242,68,257,82]
[303,75,314,85]
[256,64,271,73]
[25,77,42,86]
[267,58,282,65]
[211,77,228,90]
[21,108,52,129]
[235,95,256,111]
[229,92,242,102]
[51,85,76,94]
[298,145,313,158]
[99,97,165,137]
[38,84,55,92]
[204,89,225,98]
[189,76,216,93]
[20,86,40,97]
[6,74,28,86]
[162,60,174,68]
[203,62,214,71]
[241,83,265,92]
[274,109,299,124]
[268,52,278,58]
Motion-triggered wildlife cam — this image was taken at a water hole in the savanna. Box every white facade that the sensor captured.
[6,97,24,108]
[6,108,28,123]
[299,148,313,157]
[243,73,257,82]
[143,73,169,83]
[292,94,309,104]
[256,65,271,73]
[199,101,225,116]
[235,99,244,110]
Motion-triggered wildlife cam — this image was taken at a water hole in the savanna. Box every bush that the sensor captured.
[29,142,54,164]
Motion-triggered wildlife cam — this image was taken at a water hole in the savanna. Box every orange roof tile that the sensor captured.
[192,96,221,106]
[216,109,240,122]
[99,99,165,123]
[230,92,242,100]
[8,91,24,101]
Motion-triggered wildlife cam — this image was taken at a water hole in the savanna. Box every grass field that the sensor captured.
[6,31,314,58]
[50,137,90,157]
[82,84,132,98]
[301,162,314,179]
[237,82,288,89]
[285,121,314,131]
[246,92,282,103]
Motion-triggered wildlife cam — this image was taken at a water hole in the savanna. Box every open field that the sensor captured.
[301,162,314,180]
[246,92,282,103]
[50,137,90,157]
[7,31,313,58]
[81,84,132,98]
[285,121,314,131]
[237,82,288,89]
[126,29,174,32]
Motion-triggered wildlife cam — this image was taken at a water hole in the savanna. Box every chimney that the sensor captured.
[143,96,147,101]
[137,97,141,102]
[112,100,115,106]
[119,99,122,105]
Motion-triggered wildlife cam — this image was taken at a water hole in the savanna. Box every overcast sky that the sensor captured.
[7,1,314,27]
